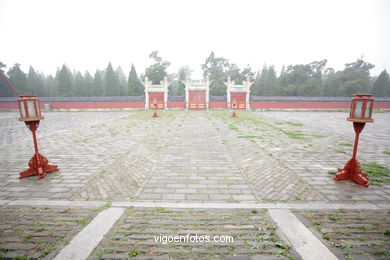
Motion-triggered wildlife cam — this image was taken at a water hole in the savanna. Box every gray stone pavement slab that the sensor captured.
[54,207,125,260]
[269,209,338,260]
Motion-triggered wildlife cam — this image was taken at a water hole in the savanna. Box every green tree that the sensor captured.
[93,70,103,96]
[84,71,94,97]
[127,64,143,96]
[278,60,326,96]
[169,66,191,95]
[339,80,364,96]
[7,63,29,94]
[116,66,127,96]
[27,66,45,96]
[252,66,267,96]
[74,71,85,96]
[323,58,374,96]
[0,62,13,97]
[55,64,74,97]
[371,70,390,97]
[202,52,229,95]
[44,75,56,97]
[103,62,120,96]
[144,51,171,84]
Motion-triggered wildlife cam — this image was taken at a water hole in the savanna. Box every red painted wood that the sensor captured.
[189,90,206,109]
[209,101,227,109]
[168,101,185,109]
[148,92,164,109]
[230,92,246,109]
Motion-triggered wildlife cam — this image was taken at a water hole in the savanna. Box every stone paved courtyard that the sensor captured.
[0,110,389,259]
[0,110,389,204]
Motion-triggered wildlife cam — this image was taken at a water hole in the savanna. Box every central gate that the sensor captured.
[148,92,164,109]
[189,90,206,109]
[144,76,168,110]
[226,76,253,110]
[184,77,210,109]
[230,92,246,109]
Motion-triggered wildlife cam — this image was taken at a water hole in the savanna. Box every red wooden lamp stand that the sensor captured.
[152,98,158,118]
[334,94,374,187]
[18,96,58,179]
[231,98,237,117]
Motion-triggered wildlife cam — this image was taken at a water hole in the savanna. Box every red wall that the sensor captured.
[168,101,185,109]
[249,101,390,109]
[209,101,227,109]
[1,101,389,110]
[0,102,145,110]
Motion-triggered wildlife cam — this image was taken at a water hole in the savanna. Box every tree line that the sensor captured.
[1,51,389,97]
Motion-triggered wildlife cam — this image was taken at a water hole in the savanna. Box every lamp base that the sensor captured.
[152,111,158,118]
[334,158,368,187]
[231,111,237,117]
[19,153,58,179]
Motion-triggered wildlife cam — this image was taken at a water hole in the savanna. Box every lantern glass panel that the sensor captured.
[354,100,363,118]
[365,101,372,119]
[20,102,27,118]
[27,100,37,117]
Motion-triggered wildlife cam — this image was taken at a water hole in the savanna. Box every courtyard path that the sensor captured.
[138,111,256,202]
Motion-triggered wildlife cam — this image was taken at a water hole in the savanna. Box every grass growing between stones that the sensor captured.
[361,163,390,185]
[92,208,294,259]
[339,142,353,146]
[0,207,98,259]
[282,130,308,140]
[238,135,258,139]
[297,209,390,259]
[334,149,348,154]
[284,121,304,126]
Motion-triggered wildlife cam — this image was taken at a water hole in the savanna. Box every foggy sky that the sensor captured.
[0,0,389,78]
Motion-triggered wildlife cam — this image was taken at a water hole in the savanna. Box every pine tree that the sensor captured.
[7,63,29,94]
[127,64,143,96]
[93,70,103,96]
[371,70,390,97]
[44,75,56,97]
[74,71,85,96]
[103,62,120,96]
[84,71,94,97]
[116,66,127,96]
[55,64,74,97]
[27,66,45,96]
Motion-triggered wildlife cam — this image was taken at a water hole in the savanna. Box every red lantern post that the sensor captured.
[18,95,58,179]
[231,98,237,117]
[152,98,158,118]
[334,94,374,187]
